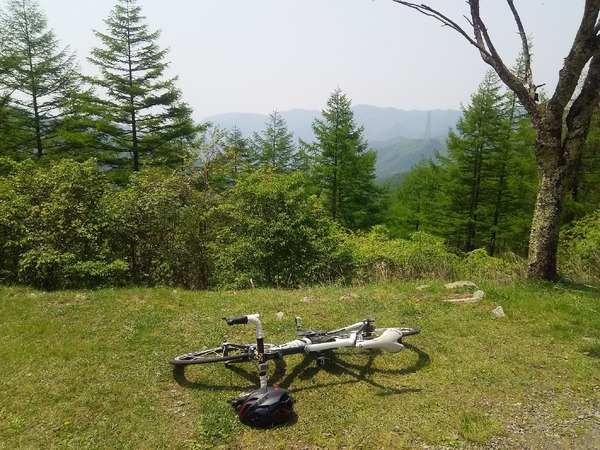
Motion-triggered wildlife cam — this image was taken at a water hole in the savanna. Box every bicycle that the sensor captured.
[169,314,420,426]
[169,314,419,385]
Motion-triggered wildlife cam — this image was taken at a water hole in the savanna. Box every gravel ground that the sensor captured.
[427,386,600,449]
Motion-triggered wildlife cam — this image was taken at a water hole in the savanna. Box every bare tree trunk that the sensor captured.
[527,162,568,279]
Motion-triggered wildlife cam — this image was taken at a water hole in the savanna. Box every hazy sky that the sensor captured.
[34,0,585,121]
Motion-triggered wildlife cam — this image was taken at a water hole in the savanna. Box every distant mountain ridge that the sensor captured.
[202,106,461,177]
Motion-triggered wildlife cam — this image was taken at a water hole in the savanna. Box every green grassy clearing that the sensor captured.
[1,282,599,449]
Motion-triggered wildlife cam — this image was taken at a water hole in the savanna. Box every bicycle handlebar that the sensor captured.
[222,314,267,388]
[223,316,248,326]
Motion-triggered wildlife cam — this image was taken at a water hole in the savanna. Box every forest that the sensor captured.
[1,0,599,290]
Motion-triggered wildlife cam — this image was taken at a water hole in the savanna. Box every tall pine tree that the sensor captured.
[565,104,600,222]
[438,71,536,254]
[387,158,444,238]
[88,0,196,178]
[308,88,382,229]
[0,0,80,159]
[249,111,297,172]
[222,126,250,181]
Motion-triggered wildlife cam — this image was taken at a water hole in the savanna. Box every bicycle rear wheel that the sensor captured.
[168,343,254,366]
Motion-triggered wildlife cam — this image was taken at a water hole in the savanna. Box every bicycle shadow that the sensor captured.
[173,343,430,397]
[274,343,429,396]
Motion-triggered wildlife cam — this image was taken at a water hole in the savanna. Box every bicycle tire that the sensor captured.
[168,343,253,366]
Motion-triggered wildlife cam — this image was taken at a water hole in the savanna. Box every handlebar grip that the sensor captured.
[223,316,248,326]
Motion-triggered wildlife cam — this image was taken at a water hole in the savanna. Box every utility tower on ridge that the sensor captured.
[423,111,432,142]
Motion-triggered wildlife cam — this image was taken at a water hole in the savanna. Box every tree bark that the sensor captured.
[527,162,568,279]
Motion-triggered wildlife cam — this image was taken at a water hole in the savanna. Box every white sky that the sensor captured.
[34,0,585,121]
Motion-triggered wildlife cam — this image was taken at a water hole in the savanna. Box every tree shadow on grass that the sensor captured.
[173,343,430,397]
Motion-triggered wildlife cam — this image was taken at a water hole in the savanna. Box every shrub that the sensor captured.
[214,169,354,288]
[349,229,460,283]
[106,169,214,289]
[0,159,121,289]
[464,248,527,282]
[559,209,600,282]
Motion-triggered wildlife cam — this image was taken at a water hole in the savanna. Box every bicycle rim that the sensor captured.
[168,343,253,365]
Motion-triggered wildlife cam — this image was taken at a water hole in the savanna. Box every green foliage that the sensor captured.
[386,159,444,238]
[559,209,600,282]
[87,0,197,176]
[249,110,297,172]
[0,95,31,160]
[564,107,600,223]
[0,0,81,159]
[464,248,527,283]
[106,168,214,289]
[307,88,384,230]
[222,126,251,182]
[214,169,353,288]
[0,159,124,288]
[0,154,594,290]
[0,160,213,289]
[389,71,536,257]
[349,229,460,282]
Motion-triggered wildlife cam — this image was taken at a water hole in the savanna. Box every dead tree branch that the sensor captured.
[392,0,540,124]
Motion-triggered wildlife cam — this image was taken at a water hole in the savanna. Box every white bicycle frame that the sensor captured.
[266,318,407,354]
[230,314,408,388]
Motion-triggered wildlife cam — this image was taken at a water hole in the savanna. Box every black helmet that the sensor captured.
[235,386,293,427]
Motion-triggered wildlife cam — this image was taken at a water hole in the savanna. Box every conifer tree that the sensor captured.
[88,0,196,177]
[387,159,444,238]
[0,52,28,160]
[488,64,536,255]
[309,88,382,229]
[565,107,600,221]
[440,71,536,254]
[250,111,296,172]
[0,0,80,159]
[441,71,506,251]
[223,126,251,180]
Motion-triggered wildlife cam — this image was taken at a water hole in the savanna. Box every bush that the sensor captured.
[106,169,214,289]
[559,209,600,282]
[464,248,527,282]
[214,169,354,288]
[349,229,460,283]
[0,159,121,289]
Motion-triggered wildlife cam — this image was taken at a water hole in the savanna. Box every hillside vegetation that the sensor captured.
[1,282,599,449]
[2,0,600,289]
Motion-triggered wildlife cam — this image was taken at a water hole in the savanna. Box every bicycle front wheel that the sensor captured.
[168,343,254,366]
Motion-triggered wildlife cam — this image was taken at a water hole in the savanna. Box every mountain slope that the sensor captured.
[202,106,460,177]
[372,136,446,179]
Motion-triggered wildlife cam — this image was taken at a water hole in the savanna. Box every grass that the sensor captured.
[1,281,599,449]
